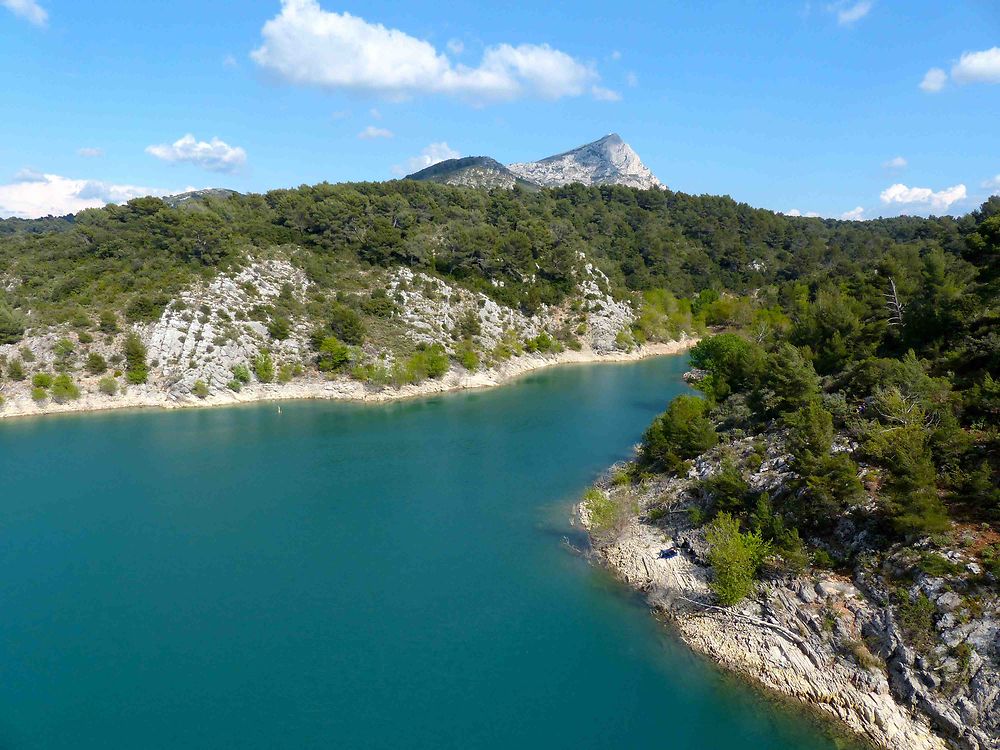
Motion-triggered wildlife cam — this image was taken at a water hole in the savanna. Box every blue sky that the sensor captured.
[1,0,998,219]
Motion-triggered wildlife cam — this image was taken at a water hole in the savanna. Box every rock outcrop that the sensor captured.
[508,133,664,190]
[582,439,1000,750]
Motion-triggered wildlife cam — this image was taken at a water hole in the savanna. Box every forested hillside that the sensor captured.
[583,194,998,748]
[0,183,995,419]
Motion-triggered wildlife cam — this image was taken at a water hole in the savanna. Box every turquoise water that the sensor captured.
[0,357,854,749]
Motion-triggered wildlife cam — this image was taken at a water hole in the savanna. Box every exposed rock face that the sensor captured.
[161,189,238,208]
[583,439,1000,750]
[404,157,534,190]
[1,253,653,416]
[508,133,664,190]
[146,258,311,396]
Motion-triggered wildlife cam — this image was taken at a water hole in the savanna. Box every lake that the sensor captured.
[0,356,857,748]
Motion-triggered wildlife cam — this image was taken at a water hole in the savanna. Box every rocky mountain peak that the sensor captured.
[508,134,664,190]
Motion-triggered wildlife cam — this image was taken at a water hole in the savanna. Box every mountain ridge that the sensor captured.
[404,134,664,191]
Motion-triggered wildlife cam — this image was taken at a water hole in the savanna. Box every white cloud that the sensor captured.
[951,46,1000,85]
[610,50,622,61]
[251,1,602,103]
[920,67,947,93]
[880,182,967,212]
[369,107,382,119]
[840,206,865,221]
[393,142,461,176]
[828,1,872,25]
[77,147,104,158]
[882,156,907,169]
[0,172,182,219]
[591,85,621,102]
[626,71,639,88]
[145,134,247,173]
[785,209,821,217]
[1,0,47,26]
[446,38,464,55]
[358,125,393,139]
[983,175,1000,190]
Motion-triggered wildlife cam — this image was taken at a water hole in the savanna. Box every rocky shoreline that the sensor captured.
[580,461,998,750]
[0,339,695,421]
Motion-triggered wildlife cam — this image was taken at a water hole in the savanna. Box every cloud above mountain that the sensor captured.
[0,171,179,219]
[146,135,247,173]
[251,0,611,103]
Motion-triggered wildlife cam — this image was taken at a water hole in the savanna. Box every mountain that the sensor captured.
[508,133,664,190]
[403,134,664,191]
[162,189,239,208]
[404,157,537,190]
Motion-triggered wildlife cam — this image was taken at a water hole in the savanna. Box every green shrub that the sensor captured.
[706,512,771,606]
[98,376,118,396]
[227,379,242,392]
[53,338,76,372]
[329,303,365,345]
[32,372,53,389]
[123,333,149,384]
[361,288,400,318]
[232,364,251,384]
[192,379,209,398]
[50,374,81,402]
[897,593,937,652]
[98,311,119,334]
[640,395,717,474]
[267,316,291,341]
[455,340,480,371]
[317,337,351,372]
[31,386,47,402]
[699,459,750,515]
[77,331,94,344]
[278,363,297,383]
[254,351,275,383]
[7,359,26,381]
[525,332,555,353]
[85,352,108,375]
[0,304,26,345]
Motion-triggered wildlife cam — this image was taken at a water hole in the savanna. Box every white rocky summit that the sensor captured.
[507,133,664,190]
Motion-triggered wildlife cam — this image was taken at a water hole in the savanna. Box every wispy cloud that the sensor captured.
[393,142,461,176]
[252,0,608,103]
[785,209,821,217]
[145,134,247,173]
[882,155,907,169]
[358,125,393,139]
[840,206,865,221]
[880,182,966,212]
[0,171,183,219]
[591,86,621,102]
[77,147,104,158]
[828,1,872,26]
[1,0,47,26]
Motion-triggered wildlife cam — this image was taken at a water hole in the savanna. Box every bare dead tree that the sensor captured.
[884,276,904,327]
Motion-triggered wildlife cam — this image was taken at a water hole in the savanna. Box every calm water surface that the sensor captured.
[0,357,858,748]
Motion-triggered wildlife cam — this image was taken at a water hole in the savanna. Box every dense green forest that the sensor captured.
[1,181,992,339]
[632,196,999,601]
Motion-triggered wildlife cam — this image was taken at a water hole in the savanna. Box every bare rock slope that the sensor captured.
[508,133,664,190]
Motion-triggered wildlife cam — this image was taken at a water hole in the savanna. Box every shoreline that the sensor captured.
[0,338,696,422]
[579,476,949,750]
